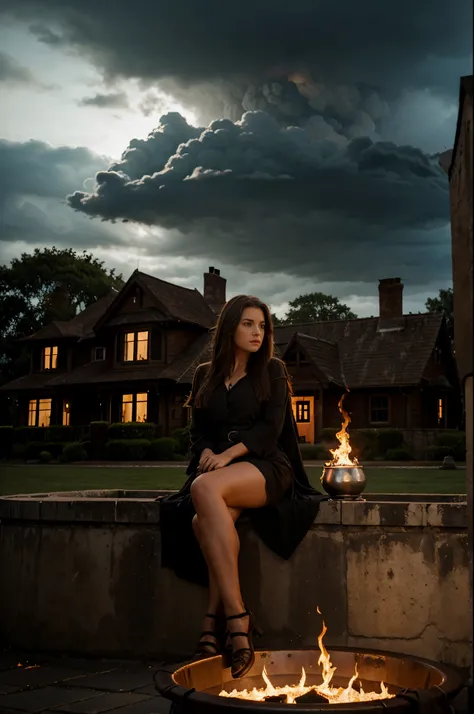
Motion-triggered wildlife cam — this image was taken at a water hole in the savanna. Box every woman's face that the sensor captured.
[233,307,266,354]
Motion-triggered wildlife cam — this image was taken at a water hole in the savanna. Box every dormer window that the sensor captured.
[124,331,149,362]
[43,346,58,370]
[94,346,106,361]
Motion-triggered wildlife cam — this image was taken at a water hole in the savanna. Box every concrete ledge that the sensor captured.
[0,490,467,528]
[0,490,470,670]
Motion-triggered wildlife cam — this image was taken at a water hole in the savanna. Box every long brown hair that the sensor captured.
[192,295,276,407]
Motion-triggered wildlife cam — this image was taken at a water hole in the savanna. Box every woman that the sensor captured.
[160,295,325,680]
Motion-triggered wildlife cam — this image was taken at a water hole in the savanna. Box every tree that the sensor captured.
[0,247,124,384]
[425,287,454,341]
[281,291,357,324]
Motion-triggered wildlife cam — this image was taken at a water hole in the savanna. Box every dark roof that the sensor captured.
[136,272,216,329]
[21,292,117,342]
[0,371,59,392]
[448,74,473,180]
[160,333,212,383]
[283,333,345,386]
[274,313,443,388]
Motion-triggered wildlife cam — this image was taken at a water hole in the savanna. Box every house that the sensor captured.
[0,269,460,441]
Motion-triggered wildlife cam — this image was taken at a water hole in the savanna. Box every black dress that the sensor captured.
[160,357,326,586]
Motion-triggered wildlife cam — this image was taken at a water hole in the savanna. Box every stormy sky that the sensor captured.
[0,1,471,316]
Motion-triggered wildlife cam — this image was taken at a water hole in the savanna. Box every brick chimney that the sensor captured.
[204,267,226,314]
[378,278,404,332]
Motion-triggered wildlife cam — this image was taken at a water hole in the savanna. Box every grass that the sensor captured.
[0,464,467,496]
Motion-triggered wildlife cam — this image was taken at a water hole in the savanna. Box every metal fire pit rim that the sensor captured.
[153,644,465,712]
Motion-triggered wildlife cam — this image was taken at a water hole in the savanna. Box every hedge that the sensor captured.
[149,437,178,460]
[108,422,157,440]
[299,443,329,460]
[13,426,46,444]
[60,442,87,463]
[172,427,190,456]
[105,439,151,460]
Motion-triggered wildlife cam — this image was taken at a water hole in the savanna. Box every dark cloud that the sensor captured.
[0,139,129,252]
[68,111,448,231]
[78,91,130,109]
[0,50,41,86]
[0,1,471,132]
[0,138,108,199]
[63,110,452,288]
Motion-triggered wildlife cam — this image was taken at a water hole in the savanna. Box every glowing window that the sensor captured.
[28,398,52,427]
[295,401,311,423]
[63,400,71,426]
[123,331,149,362]
[43,346,58,370]
[28,399,37,426]
[121,393,148,422]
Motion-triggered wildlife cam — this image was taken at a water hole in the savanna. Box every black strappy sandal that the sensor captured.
[193,612,223,661]
[225,608,257,679]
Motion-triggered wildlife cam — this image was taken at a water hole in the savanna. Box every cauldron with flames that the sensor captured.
[321,394,366,499]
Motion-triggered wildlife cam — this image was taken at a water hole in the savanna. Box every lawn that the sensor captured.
[0,464,467,496]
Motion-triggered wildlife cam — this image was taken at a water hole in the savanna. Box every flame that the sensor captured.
[219,609,394,705]
[325,392,358,467]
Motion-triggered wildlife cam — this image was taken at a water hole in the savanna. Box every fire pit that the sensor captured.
[154,647,462,712]
[321,394,366,499]
[154,614,463,712]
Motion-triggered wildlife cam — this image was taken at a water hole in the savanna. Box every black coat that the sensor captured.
[160,364,326,586]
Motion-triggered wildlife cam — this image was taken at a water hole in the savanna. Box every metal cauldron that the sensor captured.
[321,465,366,499]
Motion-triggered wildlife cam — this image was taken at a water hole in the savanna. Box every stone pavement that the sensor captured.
[0,651,170,714]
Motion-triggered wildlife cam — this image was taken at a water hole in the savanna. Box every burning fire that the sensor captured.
[219,608,394,705]
[325,393,358,467]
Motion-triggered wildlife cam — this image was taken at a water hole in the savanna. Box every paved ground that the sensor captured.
[0,652,170,714]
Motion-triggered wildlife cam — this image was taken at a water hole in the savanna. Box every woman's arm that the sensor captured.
[188,365,215,456]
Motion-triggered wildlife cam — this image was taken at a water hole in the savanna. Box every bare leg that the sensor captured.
[190,463,267,654]
[192,506,241,652]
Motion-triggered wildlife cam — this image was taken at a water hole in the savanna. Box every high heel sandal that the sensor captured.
[193,612,223,661]
[225,608,257,679]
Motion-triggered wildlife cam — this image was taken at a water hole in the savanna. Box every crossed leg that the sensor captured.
[190,462,267,655]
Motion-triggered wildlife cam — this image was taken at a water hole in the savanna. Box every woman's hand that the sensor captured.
[198,448,232,472]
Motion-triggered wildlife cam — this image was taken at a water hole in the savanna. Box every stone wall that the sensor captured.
[0,490,470,669]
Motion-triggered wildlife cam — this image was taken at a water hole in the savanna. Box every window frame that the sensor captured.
[28,397,52,427]
[122,331,149,363]
[94,346,106,362]
[295,400,311,423]
[369,394,390,425]
[42,345,58,370]
[121,392,148,422]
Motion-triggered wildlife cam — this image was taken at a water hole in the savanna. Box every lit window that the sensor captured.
[123,331,149,362]
[295,401,311,423]
[38,399,52,427]
[28,399,37,426]
[43,346,58,370]
[370,396,389,424]
[63,400,71,426]
[28,398,52,427]
[438,397,445,426]
[121,393,148,422]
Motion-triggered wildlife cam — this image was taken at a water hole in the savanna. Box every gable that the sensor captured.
[275,313,443,388]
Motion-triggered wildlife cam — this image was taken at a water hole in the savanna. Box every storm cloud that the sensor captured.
[0,0,470,134]
[0,139,130,251]
[68,111,449,231]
